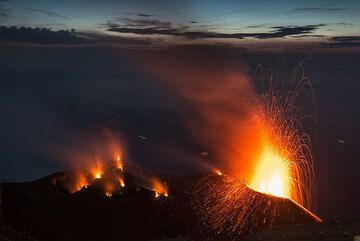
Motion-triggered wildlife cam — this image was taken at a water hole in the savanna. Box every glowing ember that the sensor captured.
[116,155,123,170]
[66,172,91,193]
[214,168,223,176]
[194,175,321,239]
[152,178,169,198]
[154,189,168,198]
[250,145,290,198]
[92,157,104,179]
[117,176,125,187]
[95,172,102,179]
[154,188,168,198]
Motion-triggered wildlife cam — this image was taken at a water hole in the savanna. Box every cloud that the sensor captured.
[0,26,81,44]
[328,35,360,48]
[336,22,354,26]
[269,25,325,37]
[106,17,325,40]
[106,18,184,37]
[114,18,173,29]
[109,27,177,35]
[293,34,325,38]
[26,7,69,19]
[106,25,242,39]
[136,13,156,17]
[332,36,360,42]
[125,12,156,17]
[290,7,346,13]
[0,6,10,17]
[247,24,266,28]
[0,26,153,47]
[79,31,152,46]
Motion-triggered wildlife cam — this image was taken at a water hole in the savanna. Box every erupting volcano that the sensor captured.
[245,68,317,209]
[189,59,323,240]
[8,36,360,241]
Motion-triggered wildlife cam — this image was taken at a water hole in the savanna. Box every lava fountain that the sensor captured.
[140,51,320,237]
[245,66,318,208]
[192,60,321,240]
[55,123,169,199]
[249,144,291,198]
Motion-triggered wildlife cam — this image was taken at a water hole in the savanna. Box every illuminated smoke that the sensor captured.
[140,50,319,235]
[140,49,258,177]
[53,123,168,199]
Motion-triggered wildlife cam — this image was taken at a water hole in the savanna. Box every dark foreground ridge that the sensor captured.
[0,171,357,241]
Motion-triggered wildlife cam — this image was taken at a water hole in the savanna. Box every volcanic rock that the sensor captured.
[0,172,324,241]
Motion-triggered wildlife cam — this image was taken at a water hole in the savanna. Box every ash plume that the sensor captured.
[139,49,260,179]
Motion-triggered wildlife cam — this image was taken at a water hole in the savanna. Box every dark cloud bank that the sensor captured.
[289,7,347,13]
[0,22,359,50]
[0,26,152,46]
[106,18,326,39]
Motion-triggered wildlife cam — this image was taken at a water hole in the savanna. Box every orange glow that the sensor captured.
[117,176,125,187]
[104,182,116,197]
[116,155,123,170]
[95,172,102,179]
[152,178,169,198]
[214,168,223,176]
[242,96,315,208]
[70,173,91,193]
[92,157,104,179]
[249,145,291,198]
[154,190,168,198]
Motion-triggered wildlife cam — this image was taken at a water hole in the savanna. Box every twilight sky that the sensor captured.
[1,0,359,50]
[0,1,359,217]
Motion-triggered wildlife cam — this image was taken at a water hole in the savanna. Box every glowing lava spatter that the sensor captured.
[152,177,169,198]
[117,176,125,187]
[116,155,123,170]
[243,64,318,209]
[193,59,321,239]
[214,168,223,176]
[250,144,291,198]
[94,158,103,179]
